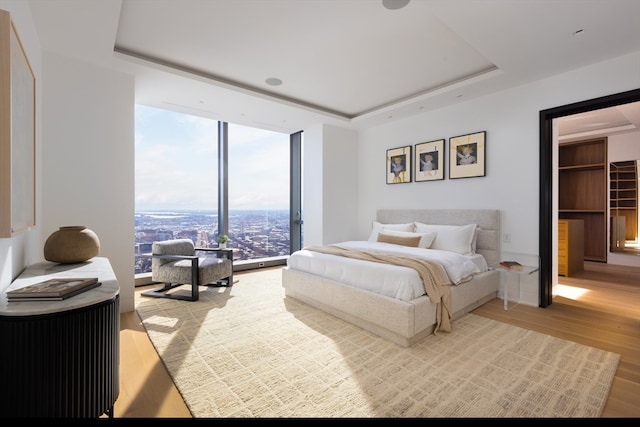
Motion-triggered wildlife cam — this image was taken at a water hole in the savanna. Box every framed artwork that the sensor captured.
[0,9,36,237]
[414,139,444,181]
[449,131,486,179]
[386,146,412,184]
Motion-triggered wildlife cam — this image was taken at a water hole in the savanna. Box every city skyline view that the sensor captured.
[135,209,291,274]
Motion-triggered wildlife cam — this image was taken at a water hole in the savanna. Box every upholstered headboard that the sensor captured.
[376,209,500,266]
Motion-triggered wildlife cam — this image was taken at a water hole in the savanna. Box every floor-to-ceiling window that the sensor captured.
[227,123,291,269]
[134,105,299,277]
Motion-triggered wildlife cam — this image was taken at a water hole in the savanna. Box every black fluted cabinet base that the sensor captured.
[0,295,119,417]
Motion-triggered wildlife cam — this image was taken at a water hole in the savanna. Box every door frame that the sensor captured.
[538,88,640,307]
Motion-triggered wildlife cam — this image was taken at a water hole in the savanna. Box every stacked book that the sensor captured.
[499,260,523,271]
[6,277,101,302]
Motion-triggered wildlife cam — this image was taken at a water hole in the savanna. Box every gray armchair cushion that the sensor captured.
[151,239,232,286]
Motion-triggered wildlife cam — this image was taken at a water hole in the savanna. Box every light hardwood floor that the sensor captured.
[113,262,639,418]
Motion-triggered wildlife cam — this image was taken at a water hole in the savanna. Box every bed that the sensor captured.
[281,209,500,347]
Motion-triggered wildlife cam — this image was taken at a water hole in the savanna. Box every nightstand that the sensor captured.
[490,263,539,310]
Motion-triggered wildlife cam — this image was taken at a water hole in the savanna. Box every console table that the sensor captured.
[0,257,120,418]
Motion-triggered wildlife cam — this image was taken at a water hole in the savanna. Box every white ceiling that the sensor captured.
[557,101,640,143]
[26,0,640,135]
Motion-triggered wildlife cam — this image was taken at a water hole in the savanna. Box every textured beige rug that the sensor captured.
[135,268,620,418]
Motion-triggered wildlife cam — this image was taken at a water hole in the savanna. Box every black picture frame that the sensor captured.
[415,139,445,181]
[449,131,486,179]
[386,146,412,184]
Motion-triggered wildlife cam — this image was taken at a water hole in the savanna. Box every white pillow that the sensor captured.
[368,221,415,242]
[471,226,481,253]
[414,222,478,255]
[375,229,436,249]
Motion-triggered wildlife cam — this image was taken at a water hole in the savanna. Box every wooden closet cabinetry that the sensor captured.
[610,160,638,244]
[558,219,584,276]
[558,138,607,262]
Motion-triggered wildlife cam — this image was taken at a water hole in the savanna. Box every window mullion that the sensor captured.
[218,121,229,236]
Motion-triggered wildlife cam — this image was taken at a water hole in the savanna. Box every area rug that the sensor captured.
[135,269,620,418]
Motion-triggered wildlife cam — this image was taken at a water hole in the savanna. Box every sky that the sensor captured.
[135,105,290,212]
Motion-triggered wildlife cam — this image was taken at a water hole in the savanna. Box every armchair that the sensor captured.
[141,239,233,301]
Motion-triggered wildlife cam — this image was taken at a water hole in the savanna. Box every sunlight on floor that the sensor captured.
[556,283,590,300]
[145,315,180,328]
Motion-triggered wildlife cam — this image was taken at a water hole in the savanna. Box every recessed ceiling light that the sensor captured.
[265,77,283,86]
[382,0,410,10]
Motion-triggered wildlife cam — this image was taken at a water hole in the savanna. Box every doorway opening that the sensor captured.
[538,88,640,308]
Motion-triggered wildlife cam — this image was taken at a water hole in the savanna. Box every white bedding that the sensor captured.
[286,240,488,302]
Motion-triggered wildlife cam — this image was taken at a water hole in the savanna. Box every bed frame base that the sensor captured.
[282,267,497,347]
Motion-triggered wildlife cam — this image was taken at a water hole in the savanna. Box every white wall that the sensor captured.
[609,132,640,162]
[41,52,135,312]
[0,0,136,313]
[302,124,359,247]
[355,51,640,307]
[301,124,324,247]
[320,125,358,244]
[0,1,43,291]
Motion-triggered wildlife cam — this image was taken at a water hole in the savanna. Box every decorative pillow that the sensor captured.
[368,221,415,242]
[414,222,478,255]
[471,226,481,253]
[377,232,421,247]
[374,229,436,249]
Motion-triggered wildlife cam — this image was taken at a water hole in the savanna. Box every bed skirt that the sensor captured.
[282,267,498,347]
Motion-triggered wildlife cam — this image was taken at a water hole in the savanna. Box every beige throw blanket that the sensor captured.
[304,245,453,333]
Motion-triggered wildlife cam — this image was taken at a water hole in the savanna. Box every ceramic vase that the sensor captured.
[44,226,101,264]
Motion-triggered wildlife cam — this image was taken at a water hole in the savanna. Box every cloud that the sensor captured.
[135,105,290,211]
